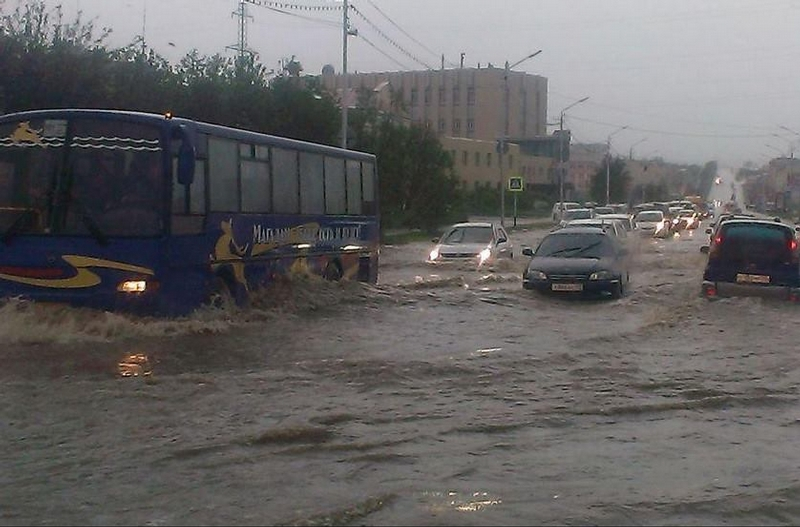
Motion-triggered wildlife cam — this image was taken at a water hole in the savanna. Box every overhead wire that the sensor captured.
[349,4,433,69]
[362,0,457,67]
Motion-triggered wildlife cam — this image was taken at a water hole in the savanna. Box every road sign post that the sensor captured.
[507,176,523,227]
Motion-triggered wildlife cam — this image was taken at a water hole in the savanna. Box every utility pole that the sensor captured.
[557,96,589,219]
[228,1,253,64]
[500,50,542,227]
[606,125,628,205]
[341,0,350,149]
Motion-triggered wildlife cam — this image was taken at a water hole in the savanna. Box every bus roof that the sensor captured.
[0,108,376,162]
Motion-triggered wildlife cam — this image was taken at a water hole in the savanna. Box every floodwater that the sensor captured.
[3,219,800,526]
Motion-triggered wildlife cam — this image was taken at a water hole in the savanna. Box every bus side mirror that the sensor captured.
[177,141,195,185]
[175,125,196,185]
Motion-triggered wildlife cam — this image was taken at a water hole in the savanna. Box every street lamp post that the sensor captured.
[629,137,648,160]
[605,125,628,205]
[557,96,589,219]
[499,50,542,227]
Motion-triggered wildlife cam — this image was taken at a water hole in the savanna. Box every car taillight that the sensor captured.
[790,238,799,263]
[789,239,798,251]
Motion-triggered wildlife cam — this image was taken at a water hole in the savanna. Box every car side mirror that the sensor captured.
[705,228,712,234]
[522,247,534,257]
[700,245,709,254]
[431,237,440,243]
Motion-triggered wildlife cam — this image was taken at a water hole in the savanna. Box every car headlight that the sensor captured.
[589,270,614,280]
[429,248,439,261]
[478,247,492,265]
[526,269,547,280]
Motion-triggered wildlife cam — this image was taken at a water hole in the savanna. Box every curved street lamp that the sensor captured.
[499,49,543,227]
[557,96,590,217]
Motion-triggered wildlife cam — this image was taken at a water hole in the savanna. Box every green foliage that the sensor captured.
[349,110,464,231]
[0,0,465,232]
[590,156,631,203]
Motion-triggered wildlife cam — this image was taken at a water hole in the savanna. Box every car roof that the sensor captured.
[595,213,630,219]
[566,218,621,226]
[450,222,495,228]
[549,226,611,235]
[719,217,793,229]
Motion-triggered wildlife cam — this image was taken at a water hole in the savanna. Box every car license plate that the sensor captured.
[736,273,770,284]
[552,283,583,291]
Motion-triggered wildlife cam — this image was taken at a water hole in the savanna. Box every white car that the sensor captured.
[635,209,670,238]
[427,222,514,267]
[562,218,628,240]
[595,213,636,232]
[551,201,582,222]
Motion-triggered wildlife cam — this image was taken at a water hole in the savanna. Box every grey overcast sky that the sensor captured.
[43,0,800,169]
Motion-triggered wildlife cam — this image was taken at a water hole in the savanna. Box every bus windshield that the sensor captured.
[0,117,165,238]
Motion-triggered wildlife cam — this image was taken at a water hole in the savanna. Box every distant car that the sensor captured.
[551,201,582,222]
[562,217,628,240]
[595,213,636,232]
[558,207,595,227]
[427,222,513,267]
[673,209,700,230]
[592,206,615,215]
[521,226,630,299]
[701,217,800,301]
[634,209,670,238]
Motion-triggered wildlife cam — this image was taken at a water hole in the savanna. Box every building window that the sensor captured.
[438,86,446,105]
[410,87,418,106]
[452,118,461,132]
[467,86,476,105]
[452,86,460,106]
[474,152,480,166]
[462,151,468,165]
[467,119,475,131]
[487,152,492,167]
[508,155,513,169]
[424,86,431,105]
[438,118,446,132]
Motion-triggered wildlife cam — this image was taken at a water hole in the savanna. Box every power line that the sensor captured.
[362,0,456,67]
[358,33,410,70]
[349,4,433,69]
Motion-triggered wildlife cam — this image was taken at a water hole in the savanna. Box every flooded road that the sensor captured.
[3,220,800,526]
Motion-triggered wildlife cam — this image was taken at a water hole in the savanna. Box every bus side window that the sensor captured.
[171,158,206,235]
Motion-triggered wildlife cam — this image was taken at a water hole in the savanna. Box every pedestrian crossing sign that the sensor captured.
[508,176,524,191]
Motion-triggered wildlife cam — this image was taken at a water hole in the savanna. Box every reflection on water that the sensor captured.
[117,352,152,377]
[422,490,503,513]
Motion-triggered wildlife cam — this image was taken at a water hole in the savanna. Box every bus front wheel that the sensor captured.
[210,275,236,309]
[324,261,342,281]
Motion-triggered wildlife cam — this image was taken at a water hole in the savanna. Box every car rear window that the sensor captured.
[537,232,614,258]
[637,211,662,222]
[718,223,792,261]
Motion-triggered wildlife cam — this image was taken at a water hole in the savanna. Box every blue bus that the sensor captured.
[0,109,380,316]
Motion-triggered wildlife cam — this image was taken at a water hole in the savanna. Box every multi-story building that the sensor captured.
[440,137,553,191]
[321,66,548,141]
[320,66,552,194]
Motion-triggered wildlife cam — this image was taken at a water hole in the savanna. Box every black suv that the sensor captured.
[701,217,800,300]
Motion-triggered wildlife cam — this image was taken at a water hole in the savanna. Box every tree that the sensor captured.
[590,156,631,204]
[349,109,464,231]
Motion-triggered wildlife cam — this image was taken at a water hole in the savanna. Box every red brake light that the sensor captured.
[714,234,723,245]
[790,239,798,252]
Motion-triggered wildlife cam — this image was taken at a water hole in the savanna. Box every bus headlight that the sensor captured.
[117,280,151,293]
